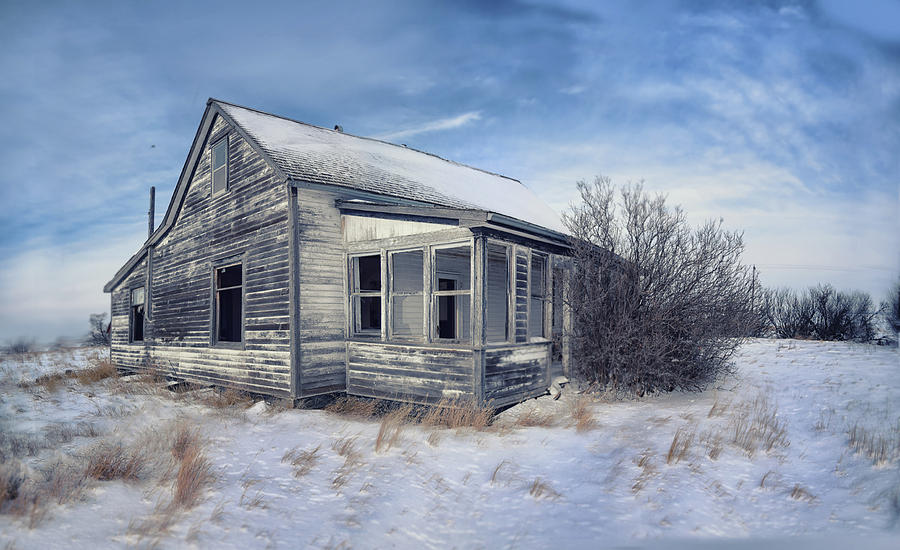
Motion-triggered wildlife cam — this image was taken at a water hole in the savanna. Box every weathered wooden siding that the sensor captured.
[110,255,149,371]
[484,343,550,407]
[295,186,347,395]
[347,341,475,404]
[111,113,292,397]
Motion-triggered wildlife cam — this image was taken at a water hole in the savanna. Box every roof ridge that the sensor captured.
[208,98,523,185]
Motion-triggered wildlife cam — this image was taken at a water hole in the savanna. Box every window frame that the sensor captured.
[430,242,474,344]
[129,286,145,343]
[211,260,244,348]
[211,136,229,196]
[528,251,549,341]
[485,240,512,345]
[387,247,426,342]
[349,253,384,338]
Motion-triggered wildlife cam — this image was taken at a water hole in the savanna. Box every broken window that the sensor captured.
[351,254,382,335]
[528,254,547,339]
[390,250,424,340]
[486,243,509,343]
[130,287,145,342]
[211,138,228,195]
[433,245,471,342]
[215,263,242,343]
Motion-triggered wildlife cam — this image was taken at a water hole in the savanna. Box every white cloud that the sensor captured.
[0,229,146,343]
[377,111,482,141]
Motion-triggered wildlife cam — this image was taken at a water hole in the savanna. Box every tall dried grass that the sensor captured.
[666,427,695,465]
[325,396,377,419]
[75,358,118,384]
[847,423,900,466]
[421,398,493,430]
[728,394,789,456]
[570,396,596,432]
[84,442,147,481]
[375,405,413,453]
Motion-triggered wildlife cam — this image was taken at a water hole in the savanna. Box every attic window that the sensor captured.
[211,138,228,195]
[130,287,145,342]
[214,263,242,343]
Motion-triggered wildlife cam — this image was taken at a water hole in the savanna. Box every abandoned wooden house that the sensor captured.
[104,99,573,407]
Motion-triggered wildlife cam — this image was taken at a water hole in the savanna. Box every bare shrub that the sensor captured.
[5,338,37,355]
[0,462,25,510]
[375,405,413,453]
[763,284,879,341]
[421,398,493,430]
[564,177,755,395]
[884,277,900,336]
[282,445,321,477]
[87,313,110,346]
[84,442,146,481]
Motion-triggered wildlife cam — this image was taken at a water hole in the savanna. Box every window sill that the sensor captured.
[212,341,243,350]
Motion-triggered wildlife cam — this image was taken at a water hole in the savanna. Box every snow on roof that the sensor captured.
[217,101,565,233]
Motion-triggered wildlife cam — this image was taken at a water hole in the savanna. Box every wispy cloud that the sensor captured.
[376,111,483,141]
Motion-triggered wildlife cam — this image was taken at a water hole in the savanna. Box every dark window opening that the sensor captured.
[212,138,228,194]
[130,287,145,342]
[352,254,382,335]
[216,264,242,343]
[437,279,456,339]
[433,246,471,342]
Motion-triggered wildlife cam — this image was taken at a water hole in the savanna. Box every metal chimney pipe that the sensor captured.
[148,186,156,239]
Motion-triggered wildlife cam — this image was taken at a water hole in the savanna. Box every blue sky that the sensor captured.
[1,0,898,343]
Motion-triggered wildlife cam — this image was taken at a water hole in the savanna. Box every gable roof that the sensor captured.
[216,100,565,233]
[106,99,567,292]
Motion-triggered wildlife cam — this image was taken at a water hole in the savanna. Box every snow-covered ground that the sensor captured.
[1,339,898,549]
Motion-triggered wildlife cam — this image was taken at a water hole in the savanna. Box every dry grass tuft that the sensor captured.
[632,450,657,493]
[282,445,321,478]
[421,398,493,430]
[708,395,730,417]
[173,441,213,508]
[325,396,377,419]
[570,396,596,432]
[847,423,900,466]
[84,442,146,481]
[201,387,255,410]
[528,477,561,500]
[27,372,70,393]
[699,430,724,461]
[75,358,118,384]
[790,484,816,502]
[666,427,695,465]
[375,405,413,453]
[729,394,789,456]
[331,436,363,489]
[514,408,555,428]
[0,463,25,510]
[759,470,776,489]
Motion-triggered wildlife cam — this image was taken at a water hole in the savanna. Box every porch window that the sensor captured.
[215,263,242,343]
[390,250,424,340]
[486,243,509,343]
[351,254,382,335]
[528,253,547,339]
[130,287,145,342]
[433,245,471,342]
[211,138,228,195]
